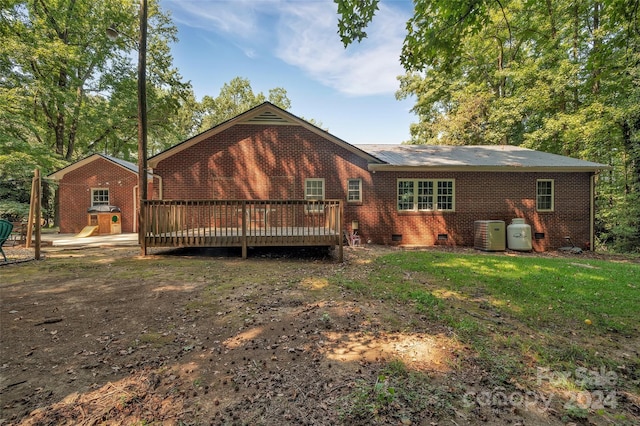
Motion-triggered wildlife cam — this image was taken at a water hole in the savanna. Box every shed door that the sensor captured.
[98,214,111,235]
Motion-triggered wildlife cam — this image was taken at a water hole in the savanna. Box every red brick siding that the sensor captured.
[155,124,372,201]
[360,171,592,251]
[154,124,593,251]
[57,158,138,233]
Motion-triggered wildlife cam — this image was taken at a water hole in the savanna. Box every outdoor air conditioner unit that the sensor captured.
[474,220,506,251]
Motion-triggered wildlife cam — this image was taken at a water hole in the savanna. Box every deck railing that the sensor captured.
[142,199,343,260]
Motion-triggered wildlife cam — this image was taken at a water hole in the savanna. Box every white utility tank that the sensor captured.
[507,218,532,251]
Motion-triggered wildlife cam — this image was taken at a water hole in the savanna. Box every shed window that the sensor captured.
[397,179,455,212]
[91,188,109,206]
[347,179,362,202]
[536,180,554,211]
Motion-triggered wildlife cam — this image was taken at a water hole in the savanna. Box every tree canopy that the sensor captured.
[198,77,291,132]
[1,0,193,162]
[336,0,640,252]
[0,1,293,223]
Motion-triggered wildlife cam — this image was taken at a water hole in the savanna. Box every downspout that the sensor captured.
[151,173,163,200]
[133,185,138,232]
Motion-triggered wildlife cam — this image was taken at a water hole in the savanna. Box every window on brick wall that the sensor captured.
[536,179,554,211]
[347,179,362,203]
[91,188,109,206]
[305,178,325,213]
[397,179,455,212]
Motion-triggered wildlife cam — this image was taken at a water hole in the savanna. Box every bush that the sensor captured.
[0,201,30,222]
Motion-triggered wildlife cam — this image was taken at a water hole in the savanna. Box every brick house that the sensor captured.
[47,154,152,234]
[49,103,608,252]
[147,103,608,252]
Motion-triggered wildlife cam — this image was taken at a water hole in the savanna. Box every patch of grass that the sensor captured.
[563,406,589,421]
[333,276,373,295]
[407,289,441,313]
[334,267,442,316]
[375,251,639,335]
[336,250,640,406]
[450,317,480,335]
[383,358,408,376]
[340,359,454,424]
[379,251,640,387]
[138,332,173,348]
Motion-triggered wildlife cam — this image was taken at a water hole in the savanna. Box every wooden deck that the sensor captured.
[142,200,343,260]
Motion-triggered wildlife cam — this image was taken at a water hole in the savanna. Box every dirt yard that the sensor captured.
[0,245,637,425]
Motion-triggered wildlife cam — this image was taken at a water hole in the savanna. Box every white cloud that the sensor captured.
[166,0,268,38]
[164,0,410,96]
[274,2,409,95]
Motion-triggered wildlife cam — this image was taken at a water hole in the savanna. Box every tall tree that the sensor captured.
[1,0,192,161]
[336,0,640,251]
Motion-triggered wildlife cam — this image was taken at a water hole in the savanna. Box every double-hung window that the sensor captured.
[347,179,362,203]
[305,178,325,213]
[91,188,109,206]
[536,179,554,211]
[397,179,455,212]
[437,180,454,210]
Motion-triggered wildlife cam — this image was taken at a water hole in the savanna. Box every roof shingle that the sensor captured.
[357,144,609,171]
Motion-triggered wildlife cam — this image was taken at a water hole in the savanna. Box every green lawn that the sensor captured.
[334,250,639,423]
[377,251,639,334]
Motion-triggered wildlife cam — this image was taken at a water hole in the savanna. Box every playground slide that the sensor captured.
[75,225,99,238]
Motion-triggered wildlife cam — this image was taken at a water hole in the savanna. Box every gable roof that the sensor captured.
[47,154,139,181]
[147,102,383,168]
[357,144,610,172]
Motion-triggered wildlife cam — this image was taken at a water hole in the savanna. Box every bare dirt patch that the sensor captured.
[1,245,637,425]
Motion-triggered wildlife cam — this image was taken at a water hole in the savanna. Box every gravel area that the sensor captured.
[1,245,38,264]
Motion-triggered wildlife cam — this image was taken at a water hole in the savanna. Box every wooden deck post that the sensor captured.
[34,169,41,260]
[338,200,343,262]
[241,201,247,259]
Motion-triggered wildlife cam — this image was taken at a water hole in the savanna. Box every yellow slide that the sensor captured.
[75,225,99,238]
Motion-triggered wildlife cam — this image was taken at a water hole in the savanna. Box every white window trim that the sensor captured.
[91,188,109,207]
[347,178,362,203]
[397,179,455,212]
[304,178,325,213]
[536,179,554,212]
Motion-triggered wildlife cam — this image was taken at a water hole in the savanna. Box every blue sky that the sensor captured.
[160,0,416,144]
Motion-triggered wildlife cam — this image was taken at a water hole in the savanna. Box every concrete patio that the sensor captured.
[40,232,139,247]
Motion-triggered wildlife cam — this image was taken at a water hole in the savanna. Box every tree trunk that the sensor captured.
[591,2,601,95]
[65,86,84,160]
[621,119,640,194]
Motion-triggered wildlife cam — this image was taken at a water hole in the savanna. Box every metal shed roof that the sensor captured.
[47,154,138,180]
[357,144,610,172]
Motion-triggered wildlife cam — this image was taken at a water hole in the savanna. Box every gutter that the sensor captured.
[152,172,163,199]
[367,164,613,173]
[133,184,138,232]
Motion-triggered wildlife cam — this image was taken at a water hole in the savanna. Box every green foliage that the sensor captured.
[0,200,30,222]
[335,0,380,47]
[0,152,39,205]
[199,77,291,132]
[1,0,194,161]
[338,0,640,252]
[0,146,64,222]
